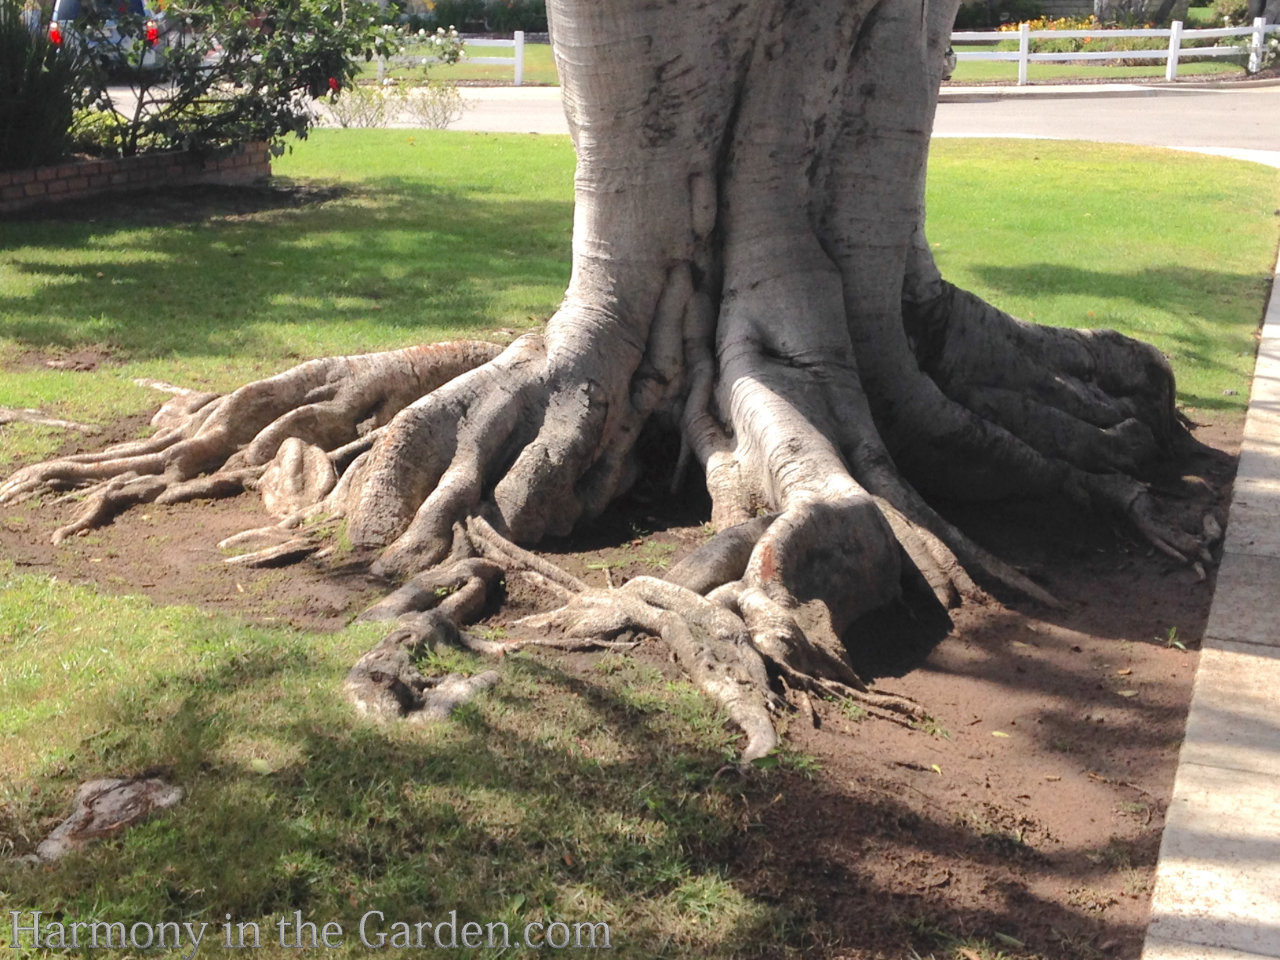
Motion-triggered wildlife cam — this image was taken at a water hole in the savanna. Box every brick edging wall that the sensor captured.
[0,142,272,216]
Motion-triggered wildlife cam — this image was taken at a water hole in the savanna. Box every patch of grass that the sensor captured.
[359,39,560,86]
[948,47,1244,83]
[926,139,1280,417]
[0,129,576,464]
[836,698,868,723]
[0,560,789,958]
[912,715,953,740]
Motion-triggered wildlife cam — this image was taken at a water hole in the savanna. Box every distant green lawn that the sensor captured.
[949,45,1245,83]
[0,131,1276,958]
[358,39,559,85]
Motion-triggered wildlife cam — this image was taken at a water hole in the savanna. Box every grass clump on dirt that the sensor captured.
[0,130,1277,958]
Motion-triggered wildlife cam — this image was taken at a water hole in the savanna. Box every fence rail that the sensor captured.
[952,17,1279,84]
[378,30,526,86]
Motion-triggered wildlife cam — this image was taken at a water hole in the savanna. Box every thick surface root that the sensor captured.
[343,610,500,723]
[0,342,501,543]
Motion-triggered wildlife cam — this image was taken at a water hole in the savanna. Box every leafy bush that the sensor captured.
[994,12,1227,62]
[996,15,1167,53]
[72,0,398,158]
[954,0,1044,29]
[1210,0,1250,23]
[484,0,546,32]
[326,26,465,132]
[0,0,87,170]
[400,0,547,32]
[326,78,465,130]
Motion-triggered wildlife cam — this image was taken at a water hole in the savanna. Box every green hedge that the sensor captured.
[0,0,84,171]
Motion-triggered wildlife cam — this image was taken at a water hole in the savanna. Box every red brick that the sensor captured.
[66,176,89,192]
[109,172,129,186]
[89,173,111,188]
[48,180,70,195]
[24,181,47,197]
[11,168,35,184]
[36,166,60,181]
[2,184,25,201]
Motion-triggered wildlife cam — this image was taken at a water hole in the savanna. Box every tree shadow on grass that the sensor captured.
[0,622,1172,959]
[971,262,1270,413]
[0,177,572,362]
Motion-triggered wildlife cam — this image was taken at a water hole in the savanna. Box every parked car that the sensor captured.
[47,0,169,69]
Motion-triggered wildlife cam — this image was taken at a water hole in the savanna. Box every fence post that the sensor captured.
[377,54,386,84]
[1166,19,1182,81]
[513,30,525,86]
[1018,21,1030,85]
[1249,16,1266,73]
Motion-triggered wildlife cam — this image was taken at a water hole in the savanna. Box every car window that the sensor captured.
[53,0,148,18]
[94,0,147,15]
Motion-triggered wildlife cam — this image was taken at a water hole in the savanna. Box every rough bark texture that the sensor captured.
[1248,0,1279,23]
[0,0,1213,760]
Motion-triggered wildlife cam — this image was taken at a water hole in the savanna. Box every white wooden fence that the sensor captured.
[953,17,1279,84]
[378,30,527,86]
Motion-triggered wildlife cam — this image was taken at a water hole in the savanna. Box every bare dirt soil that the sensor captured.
[0,376,1237,959]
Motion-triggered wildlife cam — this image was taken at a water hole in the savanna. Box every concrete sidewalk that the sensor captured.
[1141,245,1280,960]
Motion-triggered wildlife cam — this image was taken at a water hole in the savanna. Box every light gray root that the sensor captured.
[343,610,499,722]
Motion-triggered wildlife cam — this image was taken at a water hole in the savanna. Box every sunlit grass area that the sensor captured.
[357,40,559,85]
[926,138,1278,417]
[948,48,1244,83]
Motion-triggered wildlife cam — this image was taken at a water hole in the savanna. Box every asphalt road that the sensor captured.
[449,83,1280,165]
[933,84,1280,154]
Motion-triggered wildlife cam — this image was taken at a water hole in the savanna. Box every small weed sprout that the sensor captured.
[911,715,951,740]
[837,698,867,722]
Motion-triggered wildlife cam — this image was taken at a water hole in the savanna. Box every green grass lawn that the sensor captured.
[358,40,560,85]
[0,132,1277,958]
[948,46,1245,83]
[1185,4,1216,25]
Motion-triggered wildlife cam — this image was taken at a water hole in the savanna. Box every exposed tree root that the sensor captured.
[0,408,99,433]
[343,610,499,723]
[0,341,501,525]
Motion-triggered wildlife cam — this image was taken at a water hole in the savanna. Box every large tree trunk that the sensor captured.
[1248,0,1280,23]
[1,0,1211,761]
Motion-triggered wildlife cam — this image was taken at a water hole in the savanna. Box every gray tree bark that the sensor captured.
[1248,0,1280,23]
[0,0,1211,760]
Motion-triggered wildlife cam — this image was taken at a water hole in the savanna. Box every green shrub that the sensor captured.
[72,0,398,158]
[954,0,1044,29]
[484,0,547,32]
[1210,0,1249,23]
[400,0,547,32]
[0,0,87,170]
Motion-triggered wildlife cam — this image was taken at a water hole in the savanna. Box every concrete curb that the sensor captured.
[1141,250,1280,959]
[939,82,1213,101]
